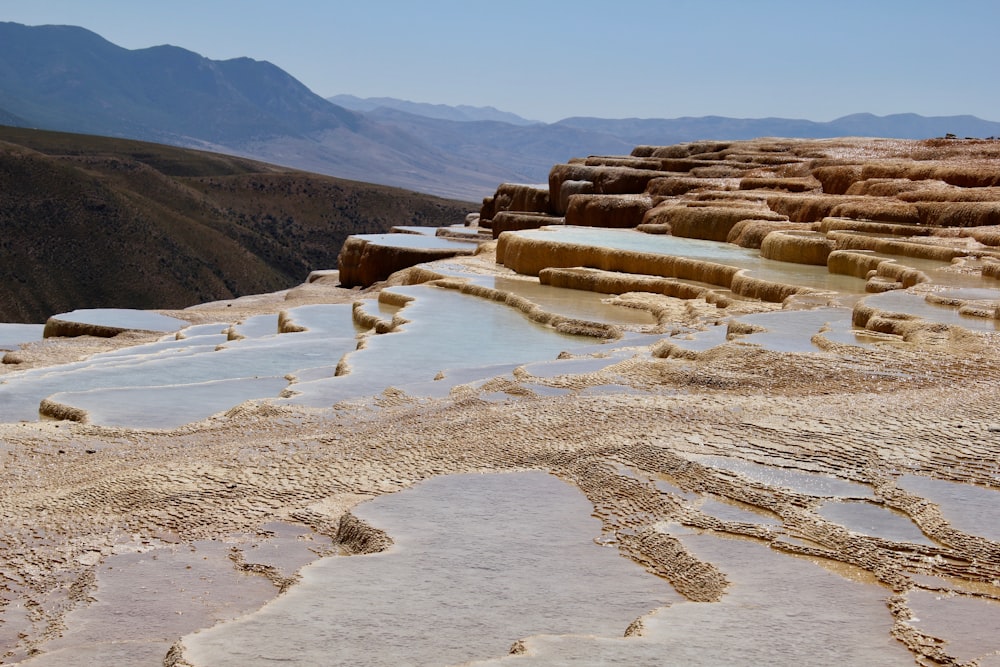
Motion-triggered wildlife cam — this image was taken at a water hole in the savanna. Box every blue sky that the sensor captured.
[3,0,998,122]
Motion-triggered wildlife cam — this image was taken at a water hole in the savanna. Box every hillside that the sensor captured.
[0,126,472,323]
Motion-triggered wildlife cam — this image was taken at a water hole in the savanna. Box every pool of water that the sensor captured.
[861,291,1000,332]
[471,276,656,326]
[817,499,934,545]
[904,589,1000,665]
[0,323,45,350]
[467,527,913,666]
[48,308,189,333]
[732,308,856,353]
[690,455,873,499]
[47,377,292,428]
[510,227,868,294]
[286,285,603,408]
[21,525,329,666]
[349,233,477,250]
[179,471,678,666]
[0,304,360,425]
[896,475,1000,542]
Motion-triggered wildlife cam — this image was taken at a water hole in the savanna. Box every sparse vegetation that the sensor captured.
[0,126,472,322]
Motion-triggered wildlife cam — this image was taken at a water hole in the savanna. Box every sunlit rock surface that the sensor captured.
[3,137,1000,666]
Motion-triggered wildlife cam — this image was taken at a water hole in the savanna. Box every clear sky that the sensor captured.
[3,0,998,123]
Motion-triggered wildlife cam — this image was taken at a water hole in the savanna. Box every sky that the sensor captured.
[3,0,999,123]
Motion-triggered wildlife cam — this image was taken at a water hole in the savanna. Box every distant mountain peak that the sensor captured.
[328,94,540,125]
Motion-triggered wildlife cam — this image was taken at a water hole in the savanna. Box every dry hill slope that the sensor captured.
[0,126,472,323]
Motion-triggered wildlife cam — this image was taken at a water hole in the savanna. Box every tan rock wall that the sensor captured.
[565,194,652,228]
[811,165,864,195]
[818,218,933,237]
[337,236,474,288]
[486,183,551,217]
[759,231,835,266]
[827,231,967,262]
[539,267,713,301]
[829,199,920,224]
[739,176,819,193]
[727,220,815,248]
[548,164,667,215]
[491,212,563,239]
[642,204,787,242]
[915,201,1000,227]
[496,233,739,287]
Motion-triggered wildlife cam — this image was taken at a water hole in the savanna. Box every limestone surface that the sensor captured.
[2,137,1000,666]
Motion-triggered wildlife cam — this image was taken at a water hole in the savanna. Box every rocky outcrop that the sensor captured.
[641,204,787,242]
[490,211,563,239]
[336,235,476,287]
[333,136,1000,308]
[565,194,653,228]
[760,230,835,265]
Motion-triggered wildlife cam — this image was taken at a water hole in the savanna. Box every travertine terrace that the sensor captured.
[2,137,1000,665]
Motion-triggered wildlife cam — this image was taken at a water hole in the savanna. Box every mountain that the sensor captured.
[357,107,633,183]
[0,22,509,200]
[554,113,1000,146]
[328,94,540,125]
[0,22,360,144]
[4,22,1000,204]
[0,126,471,323]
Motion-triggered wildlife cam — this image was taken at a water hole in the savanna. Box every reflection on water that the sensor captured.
[905,589,1000,665]
[690,455,873,498]
[897,475,1000,542]
[475,276,656,326]
[512,227,868,293]
[286,285,600,408]
[469,528,912,666]
[734,308,854,353]
[0,323,44,350]
[862,291,1000,332]
[817,499,934,545]
[50,308,189,332]
[180,472,677,666]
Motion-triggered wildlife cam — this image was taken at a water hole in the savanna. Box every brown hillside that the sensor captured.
[0,126,473,322]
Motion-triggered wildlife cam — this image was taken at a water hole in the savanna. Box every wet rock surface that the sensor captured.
[2,137,1000,665]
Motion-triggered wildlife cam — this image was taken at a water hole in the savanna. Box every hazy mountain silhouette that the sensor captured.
[4,21,1000,202]
[554,113,1000,145]
[328,94,540,125]
[0,22,510,199]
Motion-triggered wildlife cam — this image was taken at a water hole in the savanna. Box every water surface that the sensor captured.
[181,472,677,666]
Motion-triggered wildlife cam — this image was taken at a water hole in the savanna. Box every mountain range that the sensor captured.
[3,21,1000,202]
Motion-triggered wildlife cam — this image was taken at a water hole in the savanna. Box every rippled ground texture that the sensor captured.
[3,286,998,664]
[3,136,1000,665]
